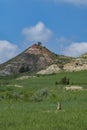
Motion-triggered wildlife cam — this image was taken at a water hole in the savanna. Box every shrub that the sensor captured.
[55,76,70,85]
[55,81,58,85]
[12,92,20,100]
[50,93,57,102]
[31,88,48,102]
[19,66,25,73]
[60,76,70,85]
[19,66,29,73]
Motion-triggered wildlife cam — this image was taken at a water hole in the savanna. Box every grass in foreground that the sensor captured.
[0,70,87,130]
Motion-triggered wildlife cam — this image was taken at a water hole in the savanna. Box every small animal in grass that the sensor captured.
[57,102,61,110]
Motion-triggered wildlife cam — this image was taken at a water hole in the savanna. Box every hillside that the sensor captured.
[1,42,87,76]
[80,53,87,58]
[0,42,73,76]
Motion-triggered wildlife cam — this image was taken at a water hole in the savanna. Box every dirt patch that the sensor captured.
[14,84,23,88]
[65,86,83,90]
[7,84,23,88]
[16,76,36,80]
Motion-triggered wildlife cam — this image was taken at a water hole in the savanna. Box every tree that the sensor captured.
[61,76,70,85]
[19,66,30,73]
[25,66,29,72]
[37,42,42,46]
[19,66,25,73]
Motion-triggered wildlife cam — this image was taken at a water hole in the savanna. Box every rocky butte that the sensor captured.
[1,42,87,76]
[0,43,59,75]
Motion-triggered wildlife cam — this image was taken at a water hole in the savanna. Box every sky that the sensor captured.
[0,0,87,64]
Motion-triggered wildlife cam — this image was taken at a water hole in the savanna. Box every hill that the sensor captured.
[1,42,87,76]
[0,42,72,76]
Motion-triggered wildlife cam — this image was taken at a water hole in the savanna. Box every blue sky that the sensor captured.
[0,0,87,63]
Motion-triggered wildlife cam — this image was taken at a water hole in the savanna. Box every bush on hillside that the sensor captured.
[55,76,70,85]
[19,66,29,73]
[61,76,70,85]
[31,88,48,102]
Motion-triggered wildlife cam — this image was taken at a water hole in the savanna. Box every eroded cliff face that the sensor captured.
[37,64,61,75]
[37,57,87,75]
[64,58,87,72]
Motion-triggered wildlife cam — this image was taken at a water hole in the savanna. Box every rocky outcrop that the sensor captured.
[37,58,87,74]
[37,64,60,75]
[65,86,83,90]
[64,58,87,71]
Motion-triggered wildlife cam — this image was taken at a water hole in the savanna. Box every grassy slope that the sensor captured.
[0,71,87,130]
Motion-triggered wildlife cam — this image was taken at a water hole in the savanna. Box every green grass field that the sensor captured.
[0,71,87,130]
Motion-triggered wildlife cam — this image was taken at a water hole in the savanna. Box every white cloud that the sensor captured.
[57,36,72,44]
[22,22,53,43]
[0,40,19,64]
[52,0,87,6]
[62,42,87,57]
